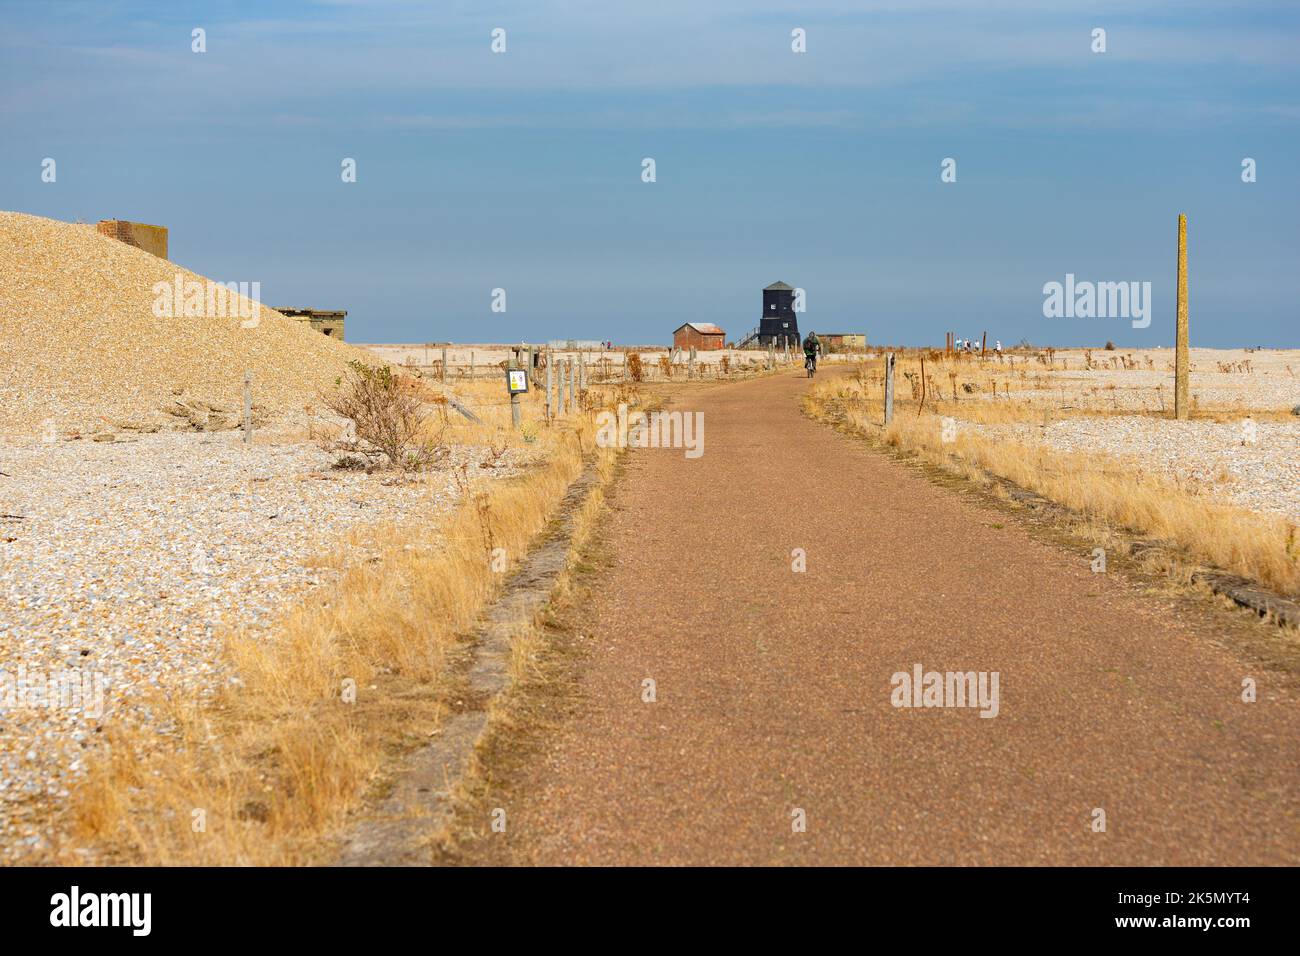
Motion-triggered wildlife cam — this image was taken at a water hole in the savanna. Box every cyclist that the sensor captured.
[803,331,822,375]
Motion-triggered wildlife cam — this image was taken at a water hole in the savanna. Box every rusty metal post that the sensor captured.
[1174,213,1190,420]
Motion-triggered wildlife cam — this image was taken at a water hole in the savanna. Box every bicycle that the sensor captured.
[805,354,817,378]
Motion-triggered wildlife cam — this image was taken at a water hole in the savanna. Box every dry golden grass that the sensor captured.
[60,376,613,865]
[806,368,1300,599]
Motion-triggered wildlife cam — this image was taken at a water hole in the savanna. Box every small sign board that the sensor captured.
[506,369,529,394]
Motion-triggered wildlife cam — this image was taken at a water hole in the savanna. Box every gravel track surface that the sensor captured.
[466,371,1299,865]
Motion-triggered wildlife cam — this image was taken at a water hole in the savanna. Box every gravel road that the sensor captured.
[463,370,1299,865]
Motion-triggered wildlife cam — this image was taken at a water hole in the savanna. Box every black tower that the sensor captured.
[758,280,799,348]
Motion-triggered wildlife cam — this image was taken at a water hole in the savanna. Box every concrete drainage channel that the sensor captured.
[336,460,605,866]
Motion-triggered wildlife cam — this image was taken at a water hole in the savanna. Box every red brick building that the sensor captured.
[672,322,726,351]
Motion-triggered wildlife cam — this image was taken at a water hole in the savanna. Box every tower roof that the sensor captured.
[764,281,794,291]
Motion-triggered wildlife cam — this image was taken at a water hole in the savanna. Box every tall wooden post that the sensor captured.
[566,357,575,411]
[688,346,696,379]
[580,352,587,391]
[883,353,895,425]
[470,351,475,381]
[441,346,447,383]
[1174,213,1190,420]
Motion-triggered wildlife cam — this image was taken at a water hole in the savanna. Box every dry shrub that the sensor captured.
[626,352,644,383]
[327,360,442,470]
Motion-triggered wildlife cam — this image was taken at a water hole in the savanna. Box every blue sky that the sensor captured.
[2,0,1297,347]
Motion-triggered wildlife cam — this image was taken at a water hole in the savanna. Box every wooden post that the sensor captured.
[580,352,587,391]
[242,369,252,444]
[883,353,895,426]
[689,346,696,379]
[470,351,475,381]
[980,331,987,360]
[441,346,447,383]
[545,350,553,421]
[508,348,521,429]
[1174,213,1190,420]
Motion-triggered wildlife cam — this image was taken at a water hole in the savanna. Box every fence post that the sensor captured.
[689,345,696,379]
[508,348,521,429]
[580,352,587,391]
[1174,213,1190,420]
[470,351,475,381]
[884,353,895,426]
[545,350,553,421]
[441,346,447,383]
[568,357,576,410]
[243,369,252,444]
